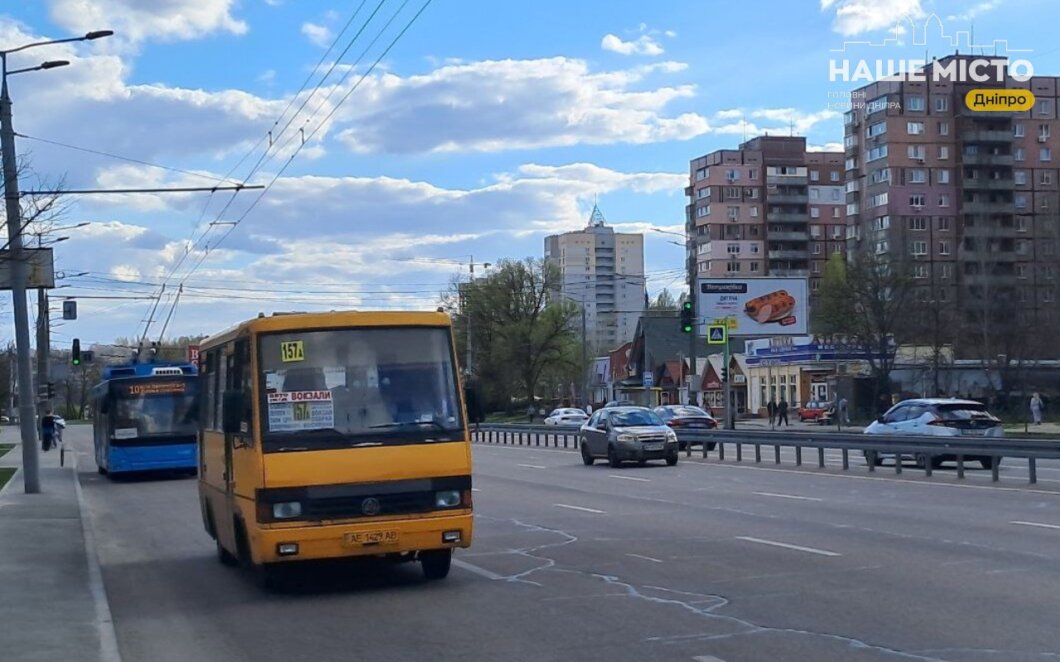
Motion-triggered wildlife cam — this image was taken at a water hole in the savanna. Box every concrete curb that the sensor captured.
[71,451,123,662]
[0,443,23,498]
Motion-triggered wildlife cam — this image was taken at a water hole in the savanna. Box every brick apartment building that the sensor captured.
[843,55,1060,355]
[685,136,847,297]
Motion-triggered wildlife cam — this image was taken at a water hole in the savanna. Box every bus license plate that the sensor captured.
[345,531,399,546]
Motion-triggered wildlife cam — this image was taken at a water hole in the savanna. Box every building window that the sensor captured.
[813,242,822,255]
[910,194,926,207]
[810,170,819,182]
[1018,216,1029,232]
[811,225,823,238]
[1046,289,1055,303]
[748,188,759,199]
[1015,123,1025,137]
[750,262,760,272]
[1016,194,1027,209]
[833,207,841,218]
[907,145,926,160]
[1017,264,1028,279]
[939,194,950,207]
[697,205,710,218]
[727,206,739,220]
[875,240,889,255]
[936,169,950,184]
[1041,124,1052,139]
[907,95,925,111]
[750,243,760,254]
[868,145,889,161]
[870,167,891,184]
[935,97,948,112]
[831,226,844,239]
[810,187,819,200]
[937,121,949,135]
[1015,170,1027,185]
[1043,171,1054,185]
[830,171,840,182]
[1016,240,1029,255]
[832,242,843,254]
[939,240,951,255]
[912,240,928,256]
[812,261,821,274]
[811,207,820,218]
[1015,147,1026,161]
[874,215,890,231]
[908,217,927,231]
[727,243,740,254]
[907,121,925,135]
[726,186,740,198]
[867,96,889,114]
[909,169,927,184]
[726,262,741,273]
[940,264,952,279]
[726,169,740,181]
[749,169,759,180]
[1042,148,1052,162]
[938,217,950,231]
[914,264,929,278]
[867,121,887,137]
[1040,99,1054,116]
[869,192,889,207]
[695,168,707,181]
[939,145,949,160]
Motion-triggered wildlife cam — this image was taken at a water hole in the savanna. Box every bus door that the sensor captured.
[222,338,255,501]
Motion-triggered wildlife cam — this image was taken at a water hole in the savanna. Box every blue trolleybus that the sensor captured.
[92,362,200,476]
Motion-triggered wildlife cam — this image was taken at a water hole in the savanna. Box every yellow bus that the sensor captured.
[197,311,473,584]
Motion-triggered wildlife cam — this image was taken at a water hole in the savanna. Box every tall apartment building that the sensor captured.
[685,136,847,295]
[544,206,646,351]
[844,55,1060,351]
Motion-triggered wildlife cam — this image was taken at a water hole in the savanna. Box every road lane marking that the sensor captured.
[471,488,481,492]
[753,492,823,502]
[452,559,506,581]
[518,464,546,469]
[625,553,663,563]
[609,474,650,482]
[735,536,840,557]
[1011,520,1060,531]
[554,503,606,514]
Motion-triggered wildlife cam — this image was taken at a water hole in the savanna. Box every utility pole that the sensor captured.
[580,301,588,408]
[2,55,41,492]
[687,232,698,407]
[35,235,50,415]
[466,257,474,377]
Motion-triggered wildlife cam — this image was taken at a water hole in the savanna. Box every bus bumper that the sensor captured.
[250,512,474,564]
[108,444,197,473]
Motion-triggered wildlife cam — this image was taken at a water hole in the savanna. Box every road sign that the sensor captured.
[707,325,727,345]
[0,248,55,289]
[62,300,77,320]
[642,372,654,388]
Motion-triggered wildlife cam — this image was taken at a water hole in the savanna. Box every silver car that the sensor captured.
[579,407,679,467]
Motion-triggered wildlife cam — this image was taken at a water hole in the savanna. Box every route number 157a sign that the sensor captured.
[280,341,305,362]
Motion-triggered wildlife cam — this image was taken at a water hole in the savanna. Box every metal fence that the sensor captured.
[472,424,1060,485]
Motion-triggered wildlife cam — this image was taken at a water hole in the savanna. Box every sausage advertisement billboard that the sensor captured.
[696,278,809,337]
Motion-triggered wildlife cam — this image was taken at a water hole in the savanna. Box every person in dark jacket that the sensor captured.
[766,399,777,425]
[464,384,484,430]
[777,398,789,426]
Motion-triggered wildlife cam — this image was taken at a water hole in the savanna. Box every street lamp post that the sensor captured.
[1,30,112,493]
[653,227,698,407]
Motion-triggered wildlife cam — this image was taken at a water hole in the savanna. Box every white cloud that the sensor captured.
[333,57,708,154]
[808,142,844,152]
[820,0,924,36]
[601,33,664,56]
[47,0,247,45]
[301,22,332,48]
[947,1,1003,21]
[715,109,744,120]
[710,107,841,138]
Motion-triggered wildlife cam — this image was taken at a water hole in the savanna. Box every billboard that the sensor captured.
[697,278,809,337]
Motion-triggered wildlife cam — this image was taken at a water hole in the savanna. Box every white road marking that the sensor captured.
[753,492,823,502]
[554,503,606,514]
[625,553,663,563]
[517,464,546,469]
[452,559,506,581]
[735,536,841,557]
[471,488,481,492]
[1011,520,1060,531]
[693,656,728,662]
[609,474,650,482]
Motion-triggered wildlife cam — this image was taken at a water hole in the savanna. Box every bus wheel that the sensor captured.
[97,466,108,476]
[217,540,239,566]
[421,549,452,580]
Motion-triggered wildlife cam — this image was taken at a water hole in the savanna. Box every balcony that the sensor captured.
[963,224,1020,239]
[959,250,1019,263]
[963,200,1015,215]
[768,249,807,260]
[766,210,809,223]
[768,192,809,204]
[769,268,810,278]
[767,175,808,186]
[962,129,1013,143]
[769,231,809,242]
[963,178,1014,191]
[962,153,1014,166]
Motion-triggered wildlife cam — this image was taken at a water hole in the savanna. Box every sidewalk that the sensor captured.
[0,439,120,662]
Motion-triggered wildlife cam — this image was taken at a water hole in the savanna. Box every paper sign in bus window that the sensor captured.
[280,340,305,363]
[267,390,334,432]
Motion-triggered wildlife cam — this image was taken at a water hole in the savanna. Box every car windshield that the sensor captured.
[610,410,663,427]
[668,406,710,418]
[259,327,463,451]
[110,378,198,439]
[562,409,586,416]
[936,403,999,422]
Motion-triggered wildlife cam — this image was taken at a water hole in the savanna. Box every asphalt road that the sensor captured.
[68,426,1060,662]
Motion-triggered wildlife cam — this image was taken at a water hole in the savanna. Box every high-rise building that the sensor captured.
[544,205,646,351]
[843,55,1060,352]
[685,136,846,295]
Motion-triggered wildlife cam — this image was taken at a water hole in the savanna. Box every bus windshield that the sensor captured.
[110,379,199,440]
[259,326,463,451]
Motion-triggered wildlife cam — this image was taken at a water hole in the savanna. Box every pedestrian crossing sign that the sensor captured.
[707,325,727,345]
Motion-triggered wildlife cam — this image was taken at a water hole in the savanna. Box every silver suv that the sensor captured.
[579,407,679,467]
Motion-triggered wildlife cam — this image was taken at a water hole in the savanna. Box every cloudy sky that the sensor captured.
[1,0,1054,348]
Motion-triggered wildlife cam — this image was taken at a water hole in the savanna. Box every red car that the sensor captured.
[798,401,831,422]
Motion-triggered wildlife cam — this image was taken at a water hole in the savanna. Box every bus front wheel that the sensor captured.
[420,549,452,580]
[217,540,238,566]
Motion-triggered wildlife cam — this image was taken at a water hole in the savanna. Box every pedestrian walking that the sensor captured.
[777,398,789,426]
[766,399,777,425]
[526,404,535,423]
[839,397,849,425]
[1031,392,1044,425]
[40,409,62,452]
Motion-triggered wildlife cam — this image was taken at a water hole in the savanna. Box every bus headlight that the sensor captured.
[435,490,461,508]
[272,502,302,519]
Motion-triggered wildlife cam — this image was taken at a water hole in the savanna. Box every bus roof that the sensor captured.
[199,310,454,350]
[101,363,198,380]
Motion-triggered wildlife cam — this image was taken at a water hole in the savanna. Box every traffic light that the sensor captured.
[47,383,55,399]
[71,338,81,366]
[680,301,694,334]
[721,366,729,382]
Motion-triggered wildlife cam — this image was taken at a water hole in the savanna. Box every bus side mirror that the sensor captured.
[223,390,245,434]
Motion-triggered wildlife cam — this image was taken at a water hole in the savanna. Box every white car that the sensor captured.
[863,398,1004,469]
[544,408,589,427]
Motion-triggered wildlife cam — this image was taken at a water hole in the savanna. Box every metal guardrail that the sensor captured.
[472,424,1060,485]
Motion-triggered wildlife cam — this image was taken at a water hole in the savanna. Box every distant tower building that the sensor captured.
[544,204,646,350]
